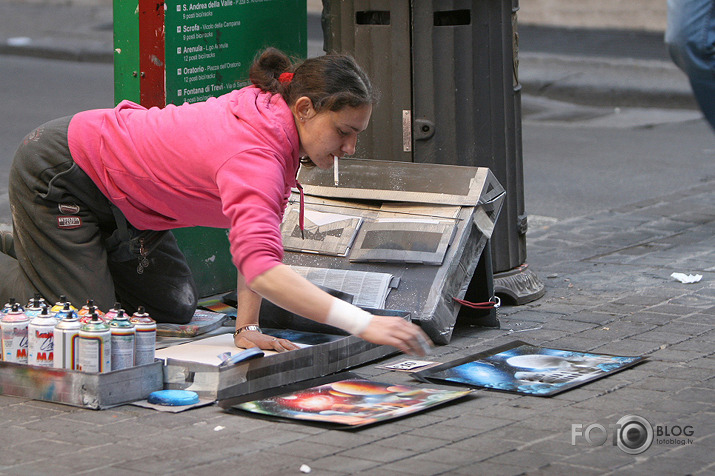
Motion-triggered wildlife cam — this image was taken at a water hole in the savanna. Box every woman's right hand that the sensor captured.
[358,315,433,356]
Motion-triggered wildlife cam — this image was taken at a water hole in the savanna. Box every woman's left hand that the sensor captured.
[234,329,301,353]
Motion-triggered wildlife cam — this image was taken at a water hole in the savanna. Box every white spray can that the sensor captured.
[1,304,29,363]
[53,303,81,369]
[78,313,111,373]
[110,309,135,370]
[130,306,156,366]
[28,306,58,367]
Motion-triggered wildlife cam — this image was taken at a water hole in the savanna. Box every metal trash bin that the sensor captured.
[321,0,544,304]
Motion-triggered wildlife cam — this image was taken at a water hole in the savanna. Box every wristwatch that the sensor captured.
[234,325,262,337]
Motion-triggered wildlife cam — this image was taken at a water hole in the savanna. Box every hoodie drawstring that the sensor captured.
[296,182,305,239]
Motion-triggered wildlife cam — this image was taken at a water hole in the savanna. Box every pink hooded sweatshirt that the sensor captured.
[68,86,301,285]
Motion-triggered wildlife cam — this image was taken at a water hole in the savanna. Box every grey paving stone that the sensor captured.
[298,430,379,449]
[38,451,124,473]
[403,423,486,442]
[672,386,714,404]
[0,438,86,467]
[647,303,707,316]
[0,425,54,448]
[482,403,546,422]
[592,339,664,355]
[576,321,658,341]
[648,347,707,362]
[617,457,704,476]
[268,439,343,459]
[629,329,692,345]
[527,462,608,475]
[687,355,715,370]
[377,455,460,475]
[656,321,713,336]
[644,398,712,416]
[549,387,606,403]
[624,311,685,326]
[629,375,699,392]
[303,454,382,473]
[175,451,304,475]
[589,302,645,316]
[411,446,493,467]
[539,335,609,351]
[540,318,600,333]
[563,447,643,470]
[565,311,620,325]
[446,432,522,455]
[452,460,538,475]
[337,444,416,463]
[486,448,560,469]
[372,433,447,453]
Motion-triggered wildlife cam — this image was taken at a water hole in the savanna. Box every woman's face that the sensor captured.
[294,98,372,169]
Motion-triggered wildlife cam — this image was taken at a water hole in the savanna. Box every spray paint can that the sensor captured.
[78,313,111,373]
[103,302,122,324]
[130,306,156,366]
[26,293,47,309]
[51,295,76,314]
[53,303,81,370]
[2,298,23,315]
[28,306,59,367]
[109,309,135,371]
[1,304,29,363]
[24,296,44,319]
[78,299,105,323]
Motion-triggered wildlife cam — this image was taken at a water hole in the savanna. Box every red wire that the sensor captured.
[453,297,500,309]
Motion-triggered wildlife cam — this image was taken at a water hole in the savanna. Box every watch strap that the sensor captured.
[234,325,262,337]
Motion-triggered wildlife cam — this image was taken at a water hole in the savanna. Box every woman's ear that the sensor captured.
[294,96,316,122]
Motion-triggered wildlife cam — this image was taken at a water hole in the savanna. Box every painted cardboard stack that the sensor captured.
[288,159,505,345]
[161,332,399,401]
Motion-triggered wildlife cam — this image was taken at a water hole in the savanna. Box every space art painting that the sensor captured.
[412,341,645,396]
[231,378,471,428]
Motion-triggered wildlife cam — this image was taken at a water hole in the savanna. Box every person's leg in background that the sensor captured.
[666,0,715,130]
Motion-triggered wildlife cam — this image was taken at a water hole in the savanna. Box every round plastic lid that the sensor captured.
[147,389,200,406]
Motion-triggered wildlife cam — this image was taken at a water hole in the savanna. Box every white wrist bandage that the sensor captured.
[325,298,373,335]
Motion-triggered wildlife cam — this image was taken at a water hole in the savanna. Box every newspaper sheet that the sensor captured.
[290,266,394,309]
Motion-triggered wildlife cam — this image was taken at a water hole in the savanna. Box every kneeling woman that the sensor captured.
[0,48,430,356]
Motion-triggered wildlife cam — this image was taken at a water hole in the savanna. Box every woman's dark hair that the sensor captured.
[249,47,377,112]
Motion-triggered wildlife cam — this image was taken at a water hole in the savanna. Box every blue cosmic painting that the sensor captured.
[438,344,641,396]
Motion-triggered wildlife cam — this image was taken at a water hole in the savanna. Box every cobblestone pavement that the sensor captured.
[1,182,711,474]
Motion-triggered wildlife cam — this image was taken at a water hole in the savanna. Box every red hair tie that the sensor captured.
[279,72,294,84]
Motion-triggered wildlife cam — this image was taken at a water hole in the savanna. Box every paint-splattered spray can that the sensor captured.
[1,304,29,363]
[103,302,122,324]
[50,295,76,314]
[53,303,81,370]
[109,309,135,371]
[78,313,111,373]
[28,306,58,367]
[130,306,156,366]
[24,295,45,319]
[26,293,47,309]
[2,298,23,315]
[79,299,105,324]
